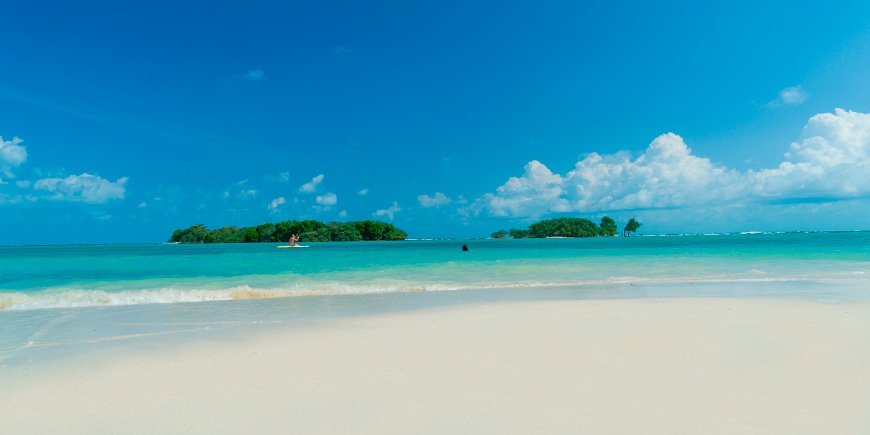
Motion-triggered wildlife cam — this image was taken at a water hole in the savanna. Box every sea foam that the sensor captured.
[2,272,867,311]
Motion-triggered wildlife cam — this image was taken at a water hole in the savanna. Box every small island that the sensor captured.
[491,216,641,239]
[170,220,408,243]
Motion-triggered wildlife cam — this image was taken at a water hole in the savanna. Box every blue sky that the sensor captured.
[1,0,869,244]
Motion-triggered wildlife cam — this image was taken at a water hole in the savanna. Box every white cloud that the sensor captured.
[748,109,870,198]
[417,192,452,208]
[299,174,325,193]
[358,188,369,196]
[468,109,870,218]
[778,86,807,105]
[138,201,148,208]
[269,196,286,211]
[239,189,258,198]
[561,133,744,212]
[374,201,401,220]
[338,210,348,217]
[468,160,569,217]
[263,172,291,183]
[0,135,130,206]
[33,173,128,204]
[0,193,26,204]
[0,136,27,177]
[316,192,337,206]
[246,69,265,81]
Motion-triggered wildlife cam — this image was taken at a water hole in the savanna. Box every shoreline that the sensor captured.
[2,296,869,433]
[2,273,867,312]
[2,280,865,367]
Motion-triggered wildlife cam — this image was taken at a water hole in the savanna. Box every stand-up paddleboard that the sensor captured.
[277,245,309,248]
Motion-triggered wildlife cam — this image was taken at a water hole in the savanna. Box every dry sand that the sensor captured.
[3,297,869,434]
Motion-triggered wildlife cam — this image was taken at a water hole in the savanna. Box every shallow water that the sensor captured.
[0,233,868,366]
[1,280,865,369]
[2,232,868,310]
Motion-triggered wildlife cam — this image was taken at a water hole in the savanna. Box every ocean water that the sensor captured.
[2,232,869,311]
[1,232,868,366]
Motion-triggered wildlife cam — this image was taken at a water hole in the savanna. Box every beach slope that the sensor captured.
[3,297,869,434]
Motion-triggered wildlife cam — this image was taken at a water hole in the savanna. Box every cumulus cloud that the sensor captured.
[466,160,569,217]
[778,86,807,105]
[0,134,129,206]
[245,69,265,81]
[299,174,325,193]
[338,210,348,218]
[316,192,337,206]
[561,133,744,212]
[748,109,870,198]
[0,136,27,177]
[33,173,128,204]
[374,201,401,220]
[467,109,870,218]
[417,192,452,208]
[358,188,369,196]
[269,196,286,211]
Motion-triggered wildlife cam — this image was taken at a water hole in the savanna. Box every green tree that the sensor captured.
[292,220,327,236]
[169,224,210,243]
[208,226,246,243]
[509,228,530,239]
[256,223,276,242]
[528,217,600,238]
[274,220,296,242]
[243,227,259,243]
[491,229,507,239]
[381,224,408,241]
[300,227,332,242]
[599,216,617,236]
[623,218,642,237]
[170,220,407,243]
[354,220,386,240]
[329,222,363,241]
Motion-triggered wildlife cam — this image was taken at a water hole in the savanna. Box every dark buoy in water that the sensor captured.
[461,244,469,252]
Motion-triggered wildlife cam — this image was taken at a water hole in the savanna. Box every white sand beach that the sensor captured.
[3,297,869,434]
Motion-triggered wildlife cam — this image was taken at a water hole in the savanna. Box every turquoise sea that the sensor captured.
[1,232,868,366]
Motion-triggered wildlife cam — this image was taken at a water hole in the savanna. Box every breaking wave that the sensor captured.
[2,272,866,311]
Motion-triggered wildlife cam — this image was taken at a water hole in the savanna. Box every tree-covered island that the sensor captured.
[170,220,407,243]
[491,216,641,239]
